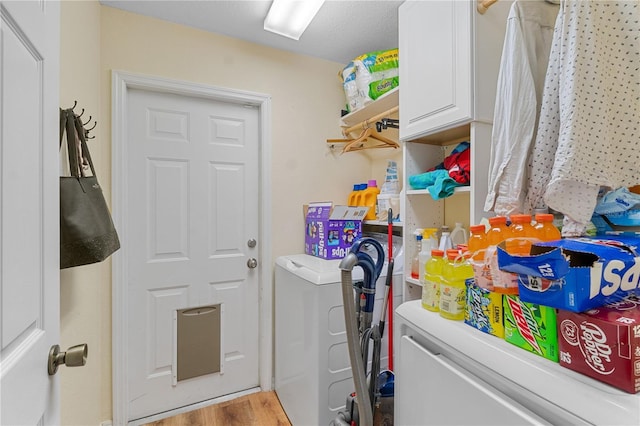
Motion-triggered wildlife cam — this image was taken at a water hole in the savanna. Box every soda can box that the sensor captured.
[497,235,640,312]
[465,278,504,338]
[503,294,559,362]
[558,295,640,394]
[304,202,369,260]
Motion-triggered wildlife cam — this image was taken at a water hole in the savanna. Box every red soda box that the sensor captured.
[557,295,640,393]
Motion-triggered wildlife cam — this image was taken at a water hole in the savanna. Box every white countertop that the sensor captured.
[395,300,640,426]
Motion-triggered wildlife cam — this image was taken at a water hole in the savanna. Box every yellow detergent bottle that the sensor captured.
[439,250,473,321]
[362,179,380,221]
[348,184,359,207]
[422,249,444,312]
[354,183,366,207]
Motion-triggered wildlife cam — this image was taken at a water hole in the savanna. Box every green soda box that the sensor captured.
[464,279,504,338]
[503,294,559,362]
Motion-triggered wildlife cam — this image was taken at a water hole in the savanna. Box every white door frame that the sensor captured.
[111,70,272,425]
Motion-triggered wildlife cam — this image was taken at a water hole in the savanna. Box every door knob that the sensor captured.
[247,258,258,269]
[48,343,88,375]
[247,239,257,248]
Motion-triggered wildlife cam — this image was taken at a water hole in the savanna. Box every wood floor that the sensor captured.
[144,391,292,426]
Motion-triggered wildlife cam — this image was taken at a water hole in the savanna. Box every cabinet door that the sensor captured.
[399,0,472,140]
[395,336,549,426]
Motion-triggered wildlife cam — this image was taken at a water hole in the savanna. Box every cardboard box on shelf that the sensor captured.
[497,236,640,312]
[558,295,640,394]
[304,202,369,260]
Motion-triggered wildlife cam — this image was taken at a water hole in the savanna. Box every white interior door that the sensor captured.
[125,88,261,420]
[0,1,60,424]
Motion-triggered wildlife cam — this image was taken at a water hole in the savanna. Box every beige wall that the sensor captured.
[60,2,399,424]
[59,2,112,425]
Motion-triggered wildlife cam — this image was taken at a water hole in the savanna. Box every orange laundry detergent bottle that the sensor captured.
[362,180,380,221]
[353,183,366,207]
[348,184,359,207]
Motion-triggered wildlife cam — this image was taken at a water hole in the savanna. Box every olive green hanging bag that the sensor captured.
[59,108,120,269]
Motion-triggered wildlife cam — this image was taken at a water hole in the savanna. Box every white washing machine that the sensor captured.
[274,254,402,426]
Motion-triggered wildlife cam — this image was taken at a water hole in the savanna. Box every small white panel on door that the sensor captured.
[147,159,189,261]
[209,117,243,144]
[209,163,243,254]
[147,108,189,142]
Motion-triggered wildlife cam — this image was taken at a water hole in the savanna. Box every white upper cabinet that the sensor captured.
[399,0,511,141]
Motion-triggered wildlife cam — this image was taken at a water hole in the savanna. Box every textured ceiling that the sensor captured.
[100,0,402,65]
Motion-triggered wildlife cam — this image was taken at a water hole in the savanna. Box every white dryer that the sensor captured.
[274,254,402,426]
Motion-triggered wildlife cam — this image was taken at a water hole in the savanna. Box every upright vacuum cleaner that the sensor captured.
[331,236,394,426]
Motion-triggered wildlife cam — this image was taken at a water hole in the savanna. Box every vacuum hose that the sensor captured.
[340,248,376,426]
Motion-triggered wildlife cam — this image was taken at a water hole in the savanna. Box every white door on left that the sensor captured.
[0,1,60,424]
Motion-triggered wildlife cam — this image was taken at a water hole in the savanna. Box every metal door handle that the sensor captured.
[48,344,88,375]
[247,258,258,269]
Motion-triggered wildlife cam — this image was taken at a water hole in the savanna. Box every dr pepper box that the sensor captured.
[558,295,640,394]
[304,202,369,260]
[504,294,558,362]
[497,235,640,312]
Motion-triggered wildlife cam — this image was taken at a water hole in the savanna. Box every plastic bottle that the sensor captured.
[422,249,445,312]
[467,224,493,290]
[534,213,562,241]
[486,216,511,246]
[354,183,367,206]
[450,222,469,248]
[362,179,381,221]
[485,216,512,294]
[377,161,401,222]
[418,228,438,284]
[410,229,423,280]
[507,214,537,255]
[438,231,453,251]
[439,250,473,321]
[467,224,488,255]
[380,160,400,195]
[438,225,450,242]
[348,184,359,207]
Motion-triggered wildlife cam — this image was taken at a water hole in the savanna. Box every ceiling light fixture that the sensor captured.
[264,0,326,41]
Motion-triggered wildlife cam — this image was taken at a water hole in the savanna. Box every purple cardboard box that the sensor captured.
[304,202,368,259]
